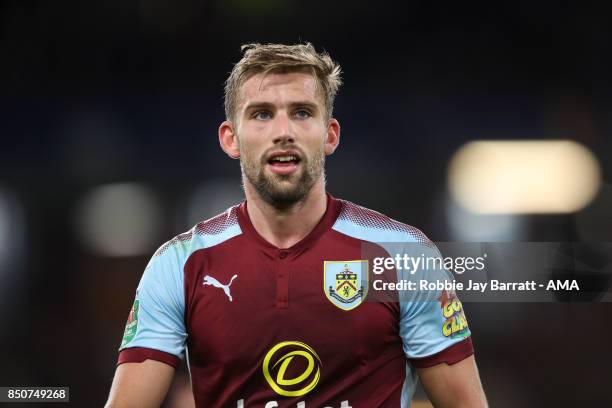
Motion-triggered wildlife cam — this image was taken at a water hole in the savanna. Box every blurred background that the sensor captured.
[1,0,611,406]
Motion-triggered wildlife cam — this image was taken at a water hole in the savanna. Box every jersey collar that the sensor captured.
[237,192,342,254]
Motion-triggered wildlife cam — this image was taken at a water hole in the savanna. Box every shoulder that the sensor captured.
[333,198,433,246]
[148,204,242,269]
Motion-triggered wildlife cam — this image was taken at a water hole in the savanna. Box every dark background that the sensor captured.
[1,1,611,406]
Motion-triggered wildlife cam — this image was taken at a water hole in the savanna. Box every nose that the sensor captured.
[272,111,295,144]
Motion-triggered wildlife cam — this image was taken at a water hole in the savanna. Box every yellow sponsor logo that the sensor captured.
[442,313,469,337]
[262,341,322,397]
[442,299,463,318]
[439,290,470,339]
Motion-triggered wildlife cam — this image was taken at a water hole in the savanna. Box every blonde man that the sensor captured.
[107,43,487,408]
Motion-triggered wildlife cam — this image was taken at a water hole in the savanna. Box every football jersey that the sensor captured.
[117,194,473,407]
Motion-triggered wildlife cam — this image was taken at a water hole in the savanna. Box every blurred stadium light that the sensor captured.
[0,188,25,272]
[0,187,26,320]
[75,183,163,257]
[448,140,601,214]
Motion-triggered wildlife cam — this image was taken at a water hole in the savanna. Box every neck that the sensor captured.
[243,179,327,249]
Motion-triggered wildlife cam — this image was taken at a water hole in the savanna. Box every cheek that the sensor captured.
[309,127,328,150]
[237,136,263,162]
[299,121,325,141]
[238,123,270,146]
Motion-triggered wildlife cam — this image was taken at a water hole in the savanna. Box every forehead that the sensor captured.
[239,71,321,108]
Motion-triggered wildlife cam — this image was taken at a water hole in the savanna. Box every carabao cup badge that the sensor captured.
[323,260,369,311]
[121,298,139,348]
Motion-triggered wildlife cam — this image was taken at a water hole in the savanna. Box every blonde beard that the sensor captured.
[239,143,325,210]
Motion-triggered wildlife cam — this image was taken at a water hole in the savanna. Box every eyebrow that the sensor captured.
[243,101,320,114]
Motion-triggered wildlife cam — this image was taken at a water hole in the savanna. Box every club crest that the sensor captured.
[323,260,368,311]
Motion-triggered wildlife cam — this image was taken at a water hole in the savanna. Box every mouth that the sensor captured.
[266,151,302,175]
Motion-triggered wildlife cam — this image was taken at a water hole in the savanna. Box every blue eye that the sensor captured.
[295,110,311,119]
[254,111,272,120]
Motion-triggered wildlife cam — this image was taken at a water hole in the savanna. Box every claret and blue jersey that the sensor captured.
[118,194,473,407]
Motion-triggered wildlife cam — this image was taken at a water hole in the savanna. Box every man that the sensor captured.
[106,43,487,407]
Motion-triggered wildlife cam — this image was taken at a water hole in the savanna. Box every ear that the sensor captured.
[324,118,341,156]
[219,121,240,159]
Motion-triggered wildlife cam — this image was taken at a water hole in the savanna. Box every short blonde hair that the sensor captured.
[224,42,342,123]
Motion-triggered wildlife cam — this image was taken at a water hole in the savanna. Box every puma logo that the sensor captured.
[203,274,238,302]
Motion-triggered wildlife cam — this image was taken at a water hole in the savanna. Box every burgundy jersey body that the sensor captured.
[118,194,473,407]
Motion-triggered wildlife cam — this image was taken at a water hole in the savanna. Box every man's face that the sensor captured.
[233,71,329,208]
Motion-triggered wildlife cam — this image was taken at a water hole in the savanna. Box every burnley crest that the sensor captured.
[324,260,368,311]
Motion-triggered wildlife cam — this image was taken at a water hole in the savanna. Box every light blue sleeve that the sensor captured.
[398,240,471,359]
[118,242,187,359]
